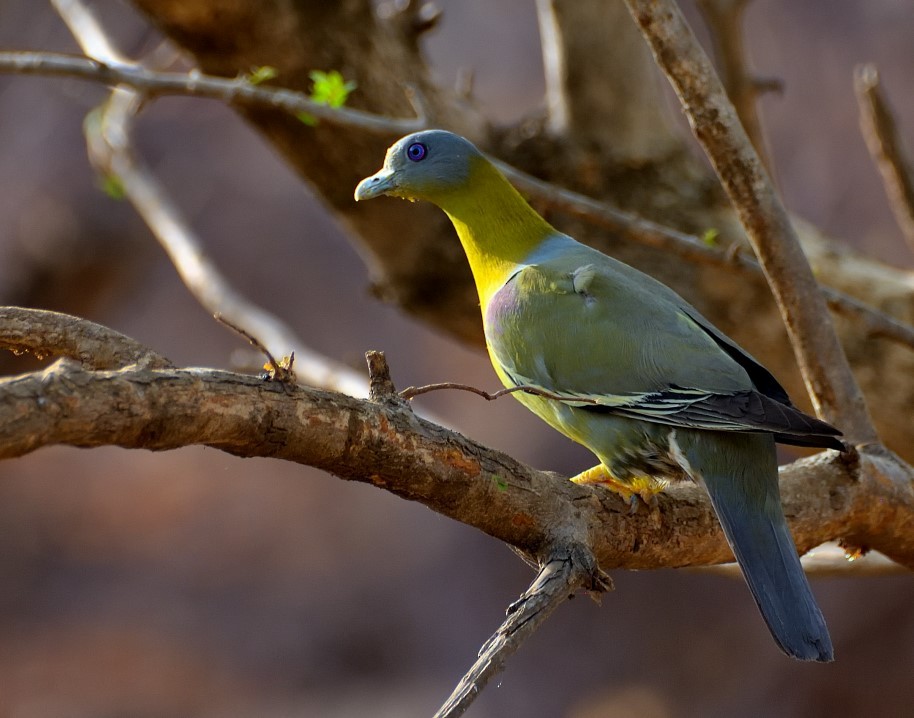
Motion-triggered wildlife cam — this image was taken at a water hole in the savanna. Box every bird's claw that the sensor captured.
[571,465,666,514]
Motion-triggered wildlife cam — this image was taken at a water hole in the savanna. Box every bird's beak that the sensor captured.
[354,168,397,201]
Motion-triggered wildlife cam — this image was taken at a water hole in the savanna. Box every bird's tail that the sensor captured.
[686,433,834,662]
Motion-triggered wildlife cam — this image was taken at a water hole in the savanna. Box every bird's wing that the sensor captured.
[484,244,840,442]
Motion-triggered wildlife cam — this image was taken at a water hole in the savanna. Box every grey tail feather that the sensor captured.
[701,471,834,662]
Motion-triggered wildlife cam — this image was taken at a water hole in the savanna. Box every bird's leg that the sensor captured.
[571,465,667,514]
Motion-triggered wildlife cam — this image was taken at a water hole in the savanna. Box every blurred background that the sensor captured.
[0,1,912,716]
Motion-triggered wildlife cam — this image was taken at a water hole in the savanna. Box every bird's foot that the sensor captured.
[570,466,666,514]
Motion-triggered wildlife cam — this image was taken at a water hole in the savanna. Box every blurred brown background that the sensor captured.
[1,1,913,716]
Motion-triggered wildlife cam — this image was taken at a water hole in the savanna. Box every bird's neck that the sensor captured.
[438,159,556,306]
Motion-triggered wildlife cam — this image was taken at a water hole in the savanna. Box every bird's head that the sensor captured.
[354,130,480,204]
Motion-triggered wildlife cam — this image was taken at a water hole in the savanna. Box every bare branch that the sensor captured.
[624,0,878,445]
[434,544,611,718]
[1,348,912,567]
[696,0,778,169]
[0,307,170,370]
[0,51,425,135]
[855,64,914,256]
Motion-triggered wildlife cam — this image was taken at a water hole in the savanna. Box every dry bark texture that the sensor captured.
[3,350,911,570]
[131,0,914,457]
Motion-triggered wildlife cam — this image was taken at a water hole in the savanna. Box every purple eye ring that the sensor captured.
[406,142,427,162]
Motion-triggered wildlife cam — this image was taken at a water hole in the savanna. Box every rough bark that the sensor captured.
[1,354,911,569]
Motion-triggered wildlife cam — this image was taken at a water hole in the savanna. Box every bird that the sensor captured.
[354,129,840,662]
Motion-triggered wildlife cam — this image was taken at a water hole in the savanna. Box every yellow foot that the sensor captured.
[570,465,668,514]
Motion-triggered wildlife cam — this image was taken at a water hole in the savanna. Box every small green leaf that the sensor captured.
[296,111,318,126]
[701,228,720,246]
[98,174,125,200]
[493,476,508,492]
[309,69,357,109]
[245,65,278,85]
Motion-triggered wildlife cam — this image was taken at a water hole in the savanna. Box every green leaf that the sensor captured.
[701,228,720,246]
[245,65,278,85]
[308,69,357,109]
[296,111,318,127]
[493,476,508,492]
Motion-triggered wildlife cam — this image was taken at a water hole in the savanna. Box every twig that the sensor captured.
[51,0,368,398]
[624,0,879,446]
[855,64,914,256]
[401,380,601,405]
[214,313,295,384]
[696,0,779,170]
[0,306,171,370]
[434,544,611,718]
[0,51,425,134]
[365,349,404,404]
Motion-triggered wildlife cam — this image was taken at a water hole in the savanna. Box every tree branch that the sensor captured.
[696,0,779,169]
[855,64,914,256]
[434,544,611,718]
[0,51,425,134]
[624,0,878,445]
[0,306,170,370]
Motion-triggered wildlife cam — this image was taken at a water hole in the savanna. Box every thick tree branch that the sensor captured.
[0,306,170,370]
[1,340,912,568]
[624,0,878,445]
[855,64,914,256]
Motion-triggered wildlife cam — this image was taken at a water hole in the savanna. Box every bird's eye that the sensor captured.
[406,142,428,162]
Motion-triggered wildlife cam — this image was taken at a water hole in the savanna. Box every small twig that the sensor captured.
[0,306,171,370]
[434,544,611,718]
[696,0,776,170]
[0,50,425,135]
[214,313,295,384]
[365,350,400,402]
[400,380,603,405]
[855,64,914,256]
[624,0,879,446]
